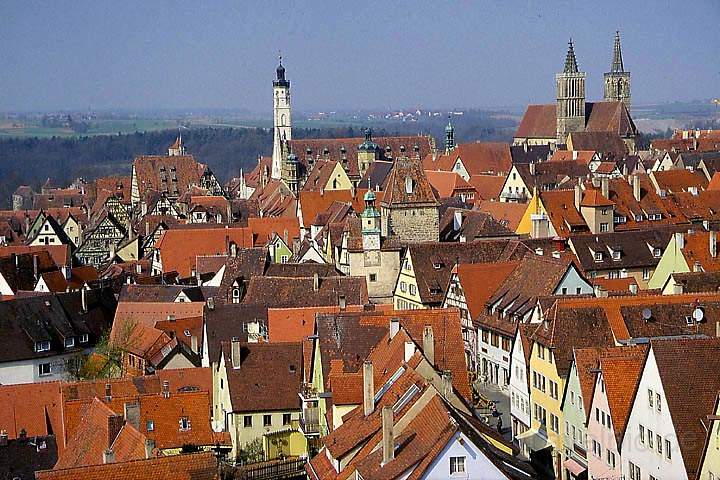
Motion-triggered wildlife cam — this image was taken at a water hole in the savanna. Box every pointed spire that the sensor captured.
[564,38,579,73]
[445,115,455,154]
[611,31,624,73]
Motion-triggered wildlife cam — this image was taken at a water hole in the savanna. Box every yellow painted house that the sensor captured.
[649,231,720,290]
[393,251,425,310]
[698,393,720,480]
[304,160,353,192]
[516,188,548,236]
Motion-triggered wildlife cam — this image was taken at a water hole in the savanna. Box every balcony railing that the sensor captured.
[299,382,319,401]
[300,407,320,436]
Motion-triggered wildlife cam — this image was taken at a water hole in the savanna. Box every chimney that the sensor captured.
[123,402,140,430]
[32,254,39,280]
[389,318,400,339]
[676,232,685,250]
[162,380,170,398]
[107,415,124,449]
[711,231,717,258]
[363,361,374,416]
[103,449,115,464]
[339,295,346,310]
[574,184,582,211]
[144,438,155,459]
[81,288,88,313]
[529,161,536,177]
[206,297,215,310]
[572,150,578,161]
[313,273,319,292]
[453,210,463,231]
[404,341,415,362]
[632,175,641,202]
[601,177,609,199]
[422,325,435,366]
[381,406,394,465]
[105,383,112,401]
[0,430,8,447]
[190,335,198,353]
[441,371,453,397]
[231,338,241,369]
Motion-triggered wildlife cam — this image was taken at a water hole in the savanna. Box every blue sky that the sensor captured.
[1,0,718,112]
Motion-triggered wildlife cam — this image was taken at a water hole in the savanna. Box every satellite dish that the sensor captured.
[642,308,652,321]
[693,307,705,323]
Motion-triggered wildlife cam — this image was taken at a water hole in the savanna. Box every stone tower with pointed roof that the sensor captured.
[272,55,292,180]
[556,40,586,144]
[361,187,381,251]
[445,116,455,154]
[604,31,631,106]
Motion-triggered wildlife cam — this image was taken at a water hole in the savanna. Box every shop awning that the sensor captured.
[563,457,587,477]
[515,428,550,452]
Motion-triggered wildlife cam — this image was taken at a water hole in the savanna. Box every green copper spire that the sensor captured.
[611,31,625,73]
[564,39,579,73]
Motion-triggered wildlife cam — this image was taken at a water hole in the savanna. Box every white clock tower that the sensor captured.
[272,55,292,180]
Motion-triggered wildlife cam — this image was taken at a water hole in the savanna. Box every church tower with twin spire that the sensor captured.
[556,39,586,144]
[272,55,292,180]
[604,31,631,106]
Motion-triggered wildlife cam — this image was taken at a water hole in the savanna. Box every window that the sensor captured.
[449,456,466,475]
[601,208,609,215]
[606,449,616,468]
[409,284,416,296]
[648,389,654,408]
[38,363,51,376]
[35,341,50,352]
[263,414,272,427]
[594,252,603,262]
[665,439,671,459]
[79,334,89,343]
[400,281,407,293]
[550,413,559,433]
[650,476,658,480]
[643,268,651,280]
[244,416,252,428]
[600,223,609,232]
[146,420,154,431]
[656,392,661,412]
[653,248,661,257]
[592,439,601,457]
[64,337,75,348]
[629,462,640,480]
[283,413,291,425]
[612,251,621,260]
[570,392,575,405]
[281,255,288,263]
[538,345,545,360]
[549,380,558,400]
[369,273,377,283]
[648,429,654,449]
[179,417,191,431]
[639,425,645,443]
[657,434,662,455]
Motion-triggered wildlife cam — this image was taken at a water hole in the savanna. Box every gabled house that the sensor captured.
[585,346,647,480]
[509,324,534,453]
[74,212,127,268]
[621,338,720,480]
[28,215,74,248]
[214,340,306,462]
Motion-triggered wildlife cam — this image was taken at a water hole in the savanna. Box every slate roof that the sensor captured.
[132,155,207,199]
[510,144,551,164]
[0,289,115,364]
[0,435,58,480]
[359,160,394,191]
[670,270,720,293]
[222,341,303,413]
[0,250,59,294]
[569,228,674,272]
[204,304,267,364]
[568,131,628,156]
[439,207,515,242]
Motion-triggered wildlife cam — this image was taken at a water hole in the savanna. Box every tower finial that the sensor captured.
[564,38,579,73]
[611,31,624,73]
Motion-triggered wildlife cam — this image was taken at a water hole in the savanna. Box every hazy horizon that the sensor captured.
[2,0,719,113]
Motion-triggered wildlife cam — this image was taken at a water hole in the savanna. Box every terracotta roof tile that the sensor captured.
[423,142,512,175]
[424,170,477,199]
[36,451,217,480]
[467,174,506,201]
[242,276,368,308]
[474,200,527,231]
[514,104,557,139]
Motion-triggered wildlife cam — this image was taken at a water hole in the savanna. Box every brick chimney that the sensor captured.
[381,406,394,465]
[162,380,170,398]
[123,402,140,430]
[363,361,374,416]
[422,325,435,366]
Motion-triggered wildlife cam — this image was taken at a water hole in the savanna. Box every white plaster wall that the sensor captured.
[421,432,510,479]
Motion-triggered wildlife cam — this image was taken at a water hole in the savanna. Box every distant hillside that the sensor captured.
[0,113,517,209]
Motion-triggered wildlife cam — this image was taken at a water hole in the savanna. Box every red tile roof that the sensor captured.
[36,451,218,480]
[155,227,254,277]
[514,104,557,139]
[423,142,513,175]
[467,175,506,201]
[424,170,477,198]
[474,200,527,231]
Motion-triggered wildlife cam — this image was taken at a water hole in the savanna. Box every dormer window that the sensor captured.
[232,287,240,304]
[79,334,89,344]
[35,341,50,352]
[405,177,415,194]
[64,337,75,349]
[594,252,603,262]
[653,248,661,258]
[635,214,643,222]
[179,417,191,431]
[612,251,621,261]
